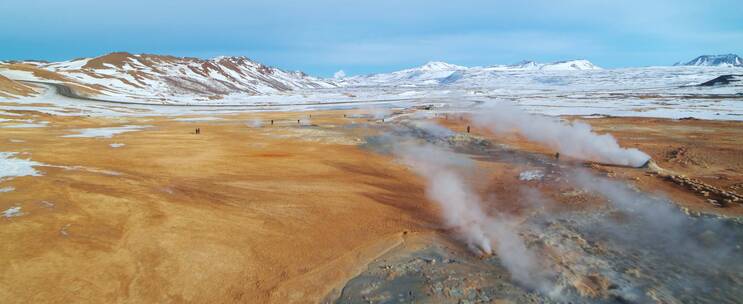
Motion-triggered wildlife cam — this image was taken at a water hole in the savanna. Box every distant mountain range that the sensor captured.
[0,52,740,100]
[675,54,742,67]
[0,55,603,97]
[339,59,601,87]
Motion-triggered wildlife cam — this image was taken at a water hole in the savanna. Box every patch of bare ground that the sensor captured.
[0,74,37,98]
[0,110,436,304]
[81,51,136,69]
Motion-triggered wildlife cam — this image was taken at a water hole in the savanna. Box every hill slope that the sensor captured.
[1,52,337,101]
[0,74,37,98]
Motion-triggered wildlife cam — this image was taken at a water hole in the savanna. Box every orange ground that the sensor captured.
[0,111,440,303]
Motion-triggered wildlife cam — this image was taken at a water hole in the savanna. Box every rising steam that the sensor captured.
[393,141,553,292]
[471,102,650,167]
[377,117,741,301]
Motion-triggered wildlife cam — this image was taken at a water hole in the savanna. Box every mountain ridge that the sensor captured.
[339,59,602,87]
[3,52,740,100]
[675,54,742,67]
[0,52,337,100]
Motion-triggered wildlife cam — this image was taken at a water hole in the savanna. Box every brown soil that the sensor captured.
[82,52,136,69]
[0,74,36,97]
[0,110,437,303]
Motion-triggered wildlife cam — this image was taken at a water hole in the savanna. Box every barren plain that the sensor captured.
[2,105,742,303]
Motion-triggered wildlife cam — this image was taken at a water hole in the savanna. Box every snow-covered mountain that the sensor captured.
[0,52,336,100]
[0,55,607,98]
[340,59,601,87]
[489,59,601,71]
[338,61,467,86]
[675,54,742,67]
[4,52,739,104]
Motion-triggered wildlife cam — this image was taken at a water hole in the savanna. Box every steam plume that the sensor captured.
[393,141,553,292]
[246,119,263,128]
[471,102,650,167]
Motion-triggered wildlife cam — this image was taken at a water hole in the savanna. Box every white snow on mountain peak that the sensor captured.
[338,59,601,87]
[5,52,338,100]
[483,59,600,71]
[419,61,467,71]
[539,59,600,71]
[5,51,740,109]
[507,60,540,69]
[676,54,742,67]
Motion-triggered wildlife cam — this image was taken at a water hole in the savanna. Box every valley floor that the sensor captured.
[1,104,742,303]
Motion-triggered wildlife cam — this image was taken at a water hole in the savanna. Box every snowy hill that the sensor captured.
[339,61,467,86]
[340,59,601,87]
[488,59,601,71]
[538,59,600,71]
[675,54,742,67]
[0,52,337,100]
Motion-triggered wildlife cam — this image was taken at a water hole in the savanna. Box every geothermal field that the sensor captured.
[1,53,743,304]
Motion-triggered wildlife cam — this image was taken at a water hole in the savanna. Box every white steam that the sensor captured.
[246,119,264,128]
[368,107,391,120]
[393,142,553,292]
[408,121,455,138]
[472,102,650,167]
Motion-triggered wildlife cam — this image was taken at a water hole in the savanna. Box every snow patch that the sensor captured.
[246,119,263,127]
[173,117,224,122]
[519,170,545,181]
[2,206,23,218]
[1,122,48,128]
[0,152,43,180]
[0,111,23,116]
[62,125,151,138]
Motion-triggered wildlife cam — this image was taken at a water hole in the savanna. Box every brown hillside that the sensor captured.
[2,63,103,97]
[0,74,36,98]
[81,52,136,69]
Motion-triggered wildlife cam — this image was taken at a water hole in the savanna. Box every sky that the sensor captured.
[1,0,742,76]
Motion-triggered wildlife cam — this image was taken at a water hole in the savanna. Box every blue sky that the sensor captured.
[1,0,741,76]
